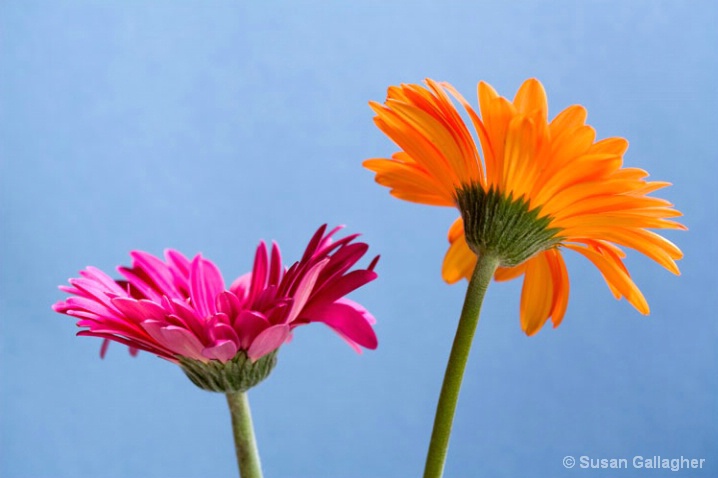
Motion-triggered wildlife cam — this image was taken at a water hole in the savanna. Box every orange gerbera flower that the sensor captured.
[365,78,684,335]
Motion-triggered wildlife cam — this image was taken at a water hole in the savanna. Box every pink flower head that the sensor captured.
[53,225,379,363]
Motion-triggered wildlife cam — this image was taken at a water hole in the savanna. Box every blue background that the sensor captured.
[1,2,716,477]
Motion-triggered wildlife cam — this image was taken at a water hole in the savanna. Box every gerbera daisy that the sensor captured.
[365,78,684,335]
[54,224,379,381]
[364,78,684,478]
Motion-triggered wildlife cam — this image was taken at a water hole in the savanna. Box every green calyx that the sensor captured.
[455,184,563,267]
[178,350,278,393]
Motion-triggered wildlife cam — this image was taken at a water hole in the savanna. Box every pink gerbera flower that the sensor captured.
[53,225,379,366]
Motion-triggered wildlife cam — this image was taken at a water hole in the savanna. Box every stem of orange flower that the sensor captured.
[226,392,263,478]
[423,253,500,478]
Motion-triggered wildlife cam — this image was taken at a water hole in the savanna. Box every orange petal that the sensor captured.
[549,105,587,137]
[519,254,554,335]
[447,216,465,242]
[545,249,570,328]
[513,78,548,119]
[494,262,528,282]
[503,115,539,198]
[478,82,516,187]
[564,244,649,314]
[587,137,629,156]
[442,81,492,185]
[363,158,454,207]
[557,214,685,233]
[442,229,476,284]
[386,100,470,185]
[371,102,458,197]
[570,228,682,275]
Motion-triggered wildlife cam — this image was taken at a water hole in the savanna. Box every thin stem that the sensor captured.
[423,253,500,478]
[226,392,263,478]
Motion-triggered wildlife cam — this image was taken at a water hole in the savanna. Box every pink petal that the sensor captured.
[285,258,329,324]
[300,224,328,263]
[234,310,270,349]
[63,296,120,320]
[248,242,269,304]
[142,321,206,361]
[75,316,105,327]
[111,297,167,323]
[130,251,181,298]
[165,297,196,318]
[189,255,225,318]
[79,266,127,296]
[330,330,362,354]
[78,331,175,360]
[210,321,240,344]
[73,310,168,343]
[69,278,124,310]
[368,255,380,272]
[165,249,192,293]
[314,225,344,255]
[229,273,252,303]
[267,241,283,287]
[317,243,369,284]
[316,231,359,259]
[301,300,378,350]
[319,242,369,292]
[165,298,206,340]
[52,300,72,313]
[165,249,191,275]
[265,301,291,325]
[163,313,189,329]
[202,340,238,362]
[336,297,377,325]
[160,295,172,308]
[252,284,281,311]
[247,324,291,361]
[117,267,163,302]
[307,269,377,308]
[58,285,83,296]
[205,312,231,328]
[75,312,160,343]
[216,291,241,318]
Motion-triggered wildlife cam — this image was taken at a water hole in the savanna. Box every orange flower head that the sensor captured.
[364,78,685,335]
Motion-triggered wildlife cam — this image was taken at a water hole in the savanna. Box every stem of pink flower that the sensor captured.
[226,392,263,478]
[423,253,500,478]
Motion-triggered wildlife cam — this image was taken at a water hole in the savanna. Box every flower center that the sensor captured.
[455,184,563,267]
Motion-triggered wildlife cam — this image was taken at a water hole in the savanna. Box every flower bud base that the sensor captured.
[178,350,278,393]
[455,184,562,267]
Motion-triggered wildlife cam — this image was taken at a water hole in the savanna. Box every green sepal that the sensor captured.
[178,350,278,393]
[455,184,563,267]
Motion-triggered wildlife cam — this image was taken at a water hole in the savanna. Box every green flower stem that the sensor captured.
[423,253,500,478]
[226,392,263,478]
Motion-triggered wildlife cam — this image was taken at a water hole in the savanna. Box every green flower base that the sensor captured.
[178,350,278,393]
[455,184,563,267]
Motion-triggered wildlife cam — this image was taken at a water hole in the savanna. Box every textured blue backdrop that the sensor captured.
[1,2,716,477]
